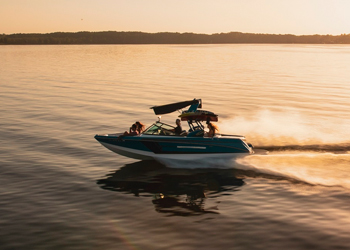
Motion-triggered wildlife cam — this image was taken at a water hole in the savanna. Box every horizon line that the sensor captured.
[2,30,350,36]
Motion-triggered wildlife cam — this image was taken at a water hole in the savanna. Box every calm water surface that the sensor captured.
[1,44,350,250]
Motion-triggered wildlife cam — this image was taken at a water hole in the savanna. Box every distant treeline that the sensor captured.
[1,31,350,44]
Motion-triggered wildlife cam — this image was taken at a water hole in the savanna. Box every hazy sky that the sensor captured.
[1,0,350,35]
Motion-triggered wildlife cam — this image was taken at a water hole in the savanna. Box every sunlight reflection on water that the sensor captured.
[1,44,350,250]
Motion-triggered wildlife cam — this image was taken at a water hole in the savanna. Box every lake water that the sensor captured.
[1,44,350,250]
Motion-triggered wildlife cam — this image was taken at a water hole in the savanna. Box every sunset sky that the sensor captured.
[1,0,350,35]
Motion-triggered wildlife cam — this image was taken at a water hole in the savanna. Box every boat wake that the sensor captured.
[259,142,350,154]
[158,147,350,190]
[201,109,350,189]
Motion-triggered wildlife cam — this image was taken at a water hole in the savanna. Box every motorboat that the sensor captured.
[94,99,260,161]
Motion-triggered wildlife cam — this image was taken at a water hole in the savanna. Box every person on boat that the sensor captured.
[206,121,219,137]
[124,124,139,136]
[135,121,145,134]
[174,119,183,135]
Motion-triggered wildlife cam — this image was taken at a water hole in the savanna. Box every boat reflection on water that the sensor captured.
[97,160,245,216]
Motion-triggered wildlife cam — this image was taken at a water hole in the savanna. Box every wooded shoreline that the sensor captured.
[1,31,350,44]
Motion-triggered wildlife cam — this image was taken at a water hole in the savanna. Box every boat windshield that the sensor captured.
[143,122,176,136]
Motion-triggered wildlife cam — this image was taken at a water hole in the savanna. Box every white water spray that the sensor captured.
[218,109,350,146]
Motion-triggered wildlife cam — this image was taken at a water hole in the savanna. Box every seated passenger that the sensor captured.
[173,119,185,135]
[135,121,145,134]
[206,121,219,137]
[124,124,139,136]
